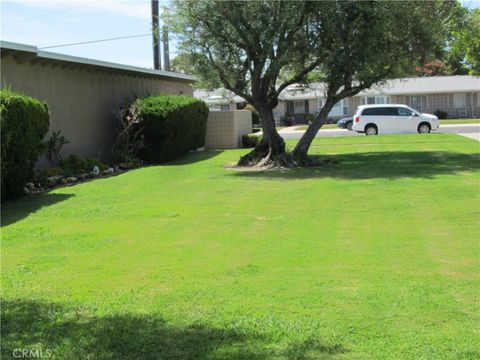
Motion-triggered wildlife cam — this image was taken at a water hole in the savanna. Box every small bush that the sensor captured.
[244,104,260,126]
[434,109,448,119]
[59,155,108,176]
[113,96,208,163]
[280,116,293,127]
[1,89,50,200]
[252,127,262,134]
[124,95,209,162]
[84,158,108,172]
[59,155,86,177]
[242,133,262,148]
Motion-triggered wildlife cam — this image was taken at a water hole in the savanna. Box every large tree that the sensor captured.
[167,0,327,166]
[292,1,451,163]
[168,0,451,167]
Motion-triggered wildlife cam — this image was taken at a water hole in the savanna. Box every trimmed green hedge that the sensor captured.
[137,95,209,162]
[242,133,262,148]
[1,89,50,200]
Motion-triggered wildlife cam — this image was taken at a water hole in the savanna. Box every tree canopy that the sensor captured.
[167,0,454,167]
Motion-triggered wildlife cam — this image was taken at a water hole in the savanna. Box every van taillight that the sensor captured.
[354,116,359,123]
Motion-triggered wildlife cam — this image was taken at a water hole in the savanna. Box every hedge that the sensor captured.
[1,89,50,200]
[242,133,262,148]
[136,95,209,162]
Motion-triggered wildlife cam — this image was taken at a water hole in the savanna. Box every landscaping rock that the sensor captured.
[77,173,88,181]
[23,187,30,195]
[102,168,114,176]
[66,176,78,184]
[118,162,133,170]
[46,176,63,187]
[92,166,100,176]
[26,182,35,190]
[89,171,99,178]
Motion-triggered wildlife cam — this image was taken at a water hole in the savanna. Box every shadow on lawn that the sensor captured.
[1,193,73,227]
[1,299,347,360]
[231,151,480,180]
[166,150,224,166]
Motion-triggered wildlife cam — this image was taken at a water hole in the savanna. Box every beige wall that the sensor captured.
[205,110,252,149]
[1,55,193,163]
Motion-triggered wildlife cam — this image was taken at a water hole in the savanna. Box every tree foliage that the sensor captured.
[168,0,453,167]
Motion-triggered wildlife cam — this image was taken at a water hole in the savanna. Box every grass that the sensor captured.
[440,119,480,124]
[2,134,479,359]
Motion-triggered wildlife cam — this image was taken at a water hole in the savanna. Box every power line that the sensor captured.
[38,34,151,49]
[2,0,101,27]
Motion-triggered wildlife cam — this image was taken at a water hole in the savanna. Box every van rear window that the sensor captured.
[362,107,396,116]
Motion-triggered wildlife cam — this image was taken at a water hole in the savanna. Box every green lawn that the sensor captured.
[2,134,479,359]
[440,119,480,124]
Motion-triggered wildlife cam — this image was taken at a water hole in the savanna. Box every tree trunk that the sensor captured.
[292,101,334,165]
[238,105,293,167]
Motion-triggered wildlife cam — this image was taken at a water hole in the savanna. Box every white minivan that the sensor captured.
[352,104,439,135]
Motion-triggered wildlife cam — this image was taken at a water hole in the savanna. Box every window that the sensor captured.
[453,93,466,109]
[406,95,427,110]
[361,96,390,105]
[397,107,412,116]
[220,104,231,111]
[362,107,396,116]
[294,100,305,114]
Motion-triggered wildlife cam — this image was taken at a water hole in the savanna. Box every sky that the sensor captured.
[1,0,479,70]
[1,0,177,69]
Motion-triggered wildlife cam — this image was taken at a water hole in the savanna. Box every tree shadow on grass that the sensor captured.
[230,151,480,180]
[164,150,224,166]
[1,193,73,227]
[1,299,348,360]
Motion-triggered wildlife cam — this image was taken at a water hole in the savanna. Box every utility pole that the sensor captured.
[151,0,161,70]
[162,25,170,71]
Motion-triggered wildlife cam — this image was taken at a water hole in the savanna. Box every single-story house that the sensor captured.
[1,41,195,164]
[195,75,480,125]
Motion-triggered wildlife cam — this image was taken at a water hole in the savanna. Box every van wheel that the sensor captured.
[418,123,431,134]
[365,125,378,136]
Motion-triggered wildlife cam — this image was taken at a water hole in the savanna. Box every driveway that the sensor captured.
[278,123,480,141]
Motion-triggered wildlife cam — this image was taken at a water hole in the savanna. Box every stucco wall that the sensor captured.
[205,110,252,149]
[1,55,193,163]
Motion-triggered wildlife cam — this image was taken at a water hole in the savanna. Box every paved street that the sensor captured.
[278,123,480,141]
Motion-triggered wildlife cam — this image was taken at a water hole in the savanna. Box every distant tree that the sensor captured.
[168,1,452,167]
[463,9,480,75]
[415,60,453,76]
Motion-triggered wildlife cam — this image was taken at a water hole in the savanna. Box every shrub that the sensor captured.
[434,109,448,119]
[136,95,209,162]
[84,158,108,172]
[280,116,293,127]
[242,133,262,148]
[59,155,87,177]
[59,155,108,176]
[1,89,50,200]
[244,104,260,126]
[45,130,69,163]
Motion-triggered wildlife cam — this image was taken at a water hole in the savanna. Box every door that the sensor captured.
[395,107,415,132]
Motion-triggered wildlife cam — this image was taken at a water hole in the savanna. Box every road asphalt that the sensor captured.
[277,123,480,141]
